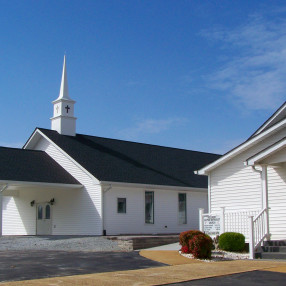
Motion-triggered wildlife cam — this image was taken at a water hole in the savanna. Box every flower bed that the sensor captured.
[179,249,249,262]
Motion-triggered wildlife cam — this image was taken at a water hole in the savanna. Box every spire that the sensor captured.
[51,56,77,136]
[57,55,70,100]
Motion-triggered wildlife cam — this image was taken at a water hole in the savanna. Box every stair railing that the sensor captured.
[249,207,269,259]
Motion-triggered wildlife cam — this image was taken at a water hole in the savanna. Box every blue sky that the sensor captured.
[1,0,286,154]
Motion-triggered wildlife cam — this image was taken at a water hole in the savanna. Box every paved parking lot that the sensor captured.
[166,270,286,286]
[0,250,166,283]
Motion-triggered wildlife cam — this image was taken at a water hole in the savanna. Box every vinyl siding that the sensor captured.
[2,136,103,235]
[34,137,103,235]
[104,186,207,235]
[267,166,286,240]
[209,127,286,240]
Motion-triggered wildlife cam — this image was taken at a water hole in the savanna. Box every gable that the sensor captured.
[249,101,286,138]
[197,102,286,175]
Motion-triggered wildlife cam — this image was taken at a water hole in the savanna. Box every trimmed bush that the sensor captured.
[218,232,245,252]
[179,230,204,253]
[189,233,213,259]
[180,245,189,254]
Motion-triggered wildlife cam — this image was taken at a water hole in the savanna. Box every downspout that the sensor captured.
[251,166,263,209]
[251,165,270,239]
[101,184,112,236]
[0,184,8,236]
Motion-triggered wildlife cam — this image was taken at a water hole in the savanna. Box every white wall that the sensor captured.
[267,165,286,240]
[209,127,286,239]
[104,185,207,235]
[2,136,103,235]
[2,187,89,235]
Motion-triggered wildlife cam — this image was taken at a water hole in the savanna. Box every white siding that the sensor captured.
[209,127,286,239]
[3,194,35,235]
[2,136,103,235]
[104,186,207,235]
[267,166,286,240]
[34,137,103,235]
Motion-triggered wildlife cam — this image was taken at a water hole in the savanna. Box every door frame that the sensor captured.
[36,202,53,235]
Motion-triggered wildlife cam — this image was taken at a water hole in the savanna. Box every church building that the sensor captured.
[0,57,220,236]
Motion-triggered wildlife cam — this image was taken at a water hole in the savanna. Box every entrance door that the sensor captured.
[36,203,52,235]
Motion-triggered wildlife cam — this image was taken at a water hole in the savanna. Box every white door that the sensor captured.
[36,203,52,235]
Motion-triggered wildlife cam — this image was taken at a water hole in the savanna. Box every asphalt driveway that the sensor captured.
[167,270,286,286]
[0,250,166,283]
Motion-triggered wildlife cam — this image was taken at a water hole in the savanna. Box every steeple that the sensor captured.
[51,56,77,136]
[57,55,70,100]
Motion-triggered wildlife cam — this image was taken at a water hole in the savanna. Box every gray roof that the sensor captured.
[0,147,80,185]
[37,128,221,188]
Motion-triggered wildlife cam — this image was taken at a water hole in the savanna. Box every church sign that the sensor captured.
[203,215,221,236]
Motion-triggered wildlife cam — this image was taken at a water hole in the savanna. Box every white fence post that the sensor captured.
[199,208,204,232]
[220,207,225,234]
[249,215,254,259]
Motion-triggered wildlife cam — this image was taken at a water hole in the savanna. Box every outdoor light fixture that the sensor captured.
[50,198,55,205]
[30,200,35,207]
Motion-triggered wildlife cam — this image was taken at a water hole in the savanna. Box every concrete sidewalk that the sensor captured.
[2,250,286,286]
[143,242,181,251]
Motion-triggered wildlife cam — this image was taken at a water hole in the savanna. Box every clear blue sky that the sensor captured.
[1,0,285,154]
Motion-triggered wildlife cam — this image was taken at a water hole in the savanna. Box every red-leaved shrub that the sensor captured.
[180,245,190,254]
[189,233,213,259]
[179,230,204,247]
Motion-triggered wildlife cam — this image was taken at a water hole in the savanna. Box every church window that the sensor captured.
[178,193,187,224]
[117,198,126,213]
[145,191,154,224]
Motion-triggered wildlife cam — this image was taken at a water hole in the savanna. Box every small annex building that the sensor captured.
[197,101,286,254]
[0,57,220,236]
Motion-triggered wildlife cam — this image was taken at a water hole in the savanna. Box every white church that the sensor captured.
[0,57,220,236]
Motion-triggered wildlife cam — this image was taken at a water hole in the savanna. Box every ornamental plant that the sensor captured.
[179,230,212,258]
[179,230,204,247]
[180,245,189,254]
[189,233,213,259]
[218,232,245,252]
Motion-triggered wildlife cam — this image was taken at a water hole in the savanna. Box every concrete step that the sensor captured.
[262,246,286,253]
[132,236,179,250]
[256,252,286,260]
[107,235,179,250]
[264,240,286,246]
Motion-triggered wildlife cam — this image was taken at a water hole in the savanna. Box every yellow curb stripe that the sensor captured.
[261,266,286,273]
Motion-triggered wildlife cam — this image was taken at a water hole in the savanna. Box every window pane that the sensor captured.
[37,205,42,220]
[45,205,51,219]
[178,193,186,224]
[117,198,126,213]
[145,191,154,224]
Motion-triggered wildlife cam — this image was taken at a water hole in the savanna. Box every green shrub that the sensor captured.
[189,233,213,259]
[218,232,245,252]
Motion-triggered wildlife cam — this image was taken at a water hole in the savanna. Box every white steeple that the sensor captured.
[51,56,77,136]
[57,55,70,100]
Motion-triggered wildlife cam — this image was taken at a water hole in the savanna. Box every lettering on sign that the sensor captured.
[203,215,221,236]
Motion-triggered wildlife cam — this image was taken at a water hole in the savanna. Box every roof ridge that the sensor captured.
[37,127,221,156]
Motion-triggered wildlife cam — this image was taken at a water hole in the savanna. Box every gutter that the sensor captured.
[101,183,112,236]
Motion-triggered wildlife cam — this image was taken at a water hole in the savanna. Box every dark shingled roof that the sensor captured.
[0,147,80,185]
[38,128,221,188]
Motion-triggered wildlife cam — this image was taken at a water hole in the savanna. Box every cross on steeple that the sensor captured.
[65,105,70,113]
